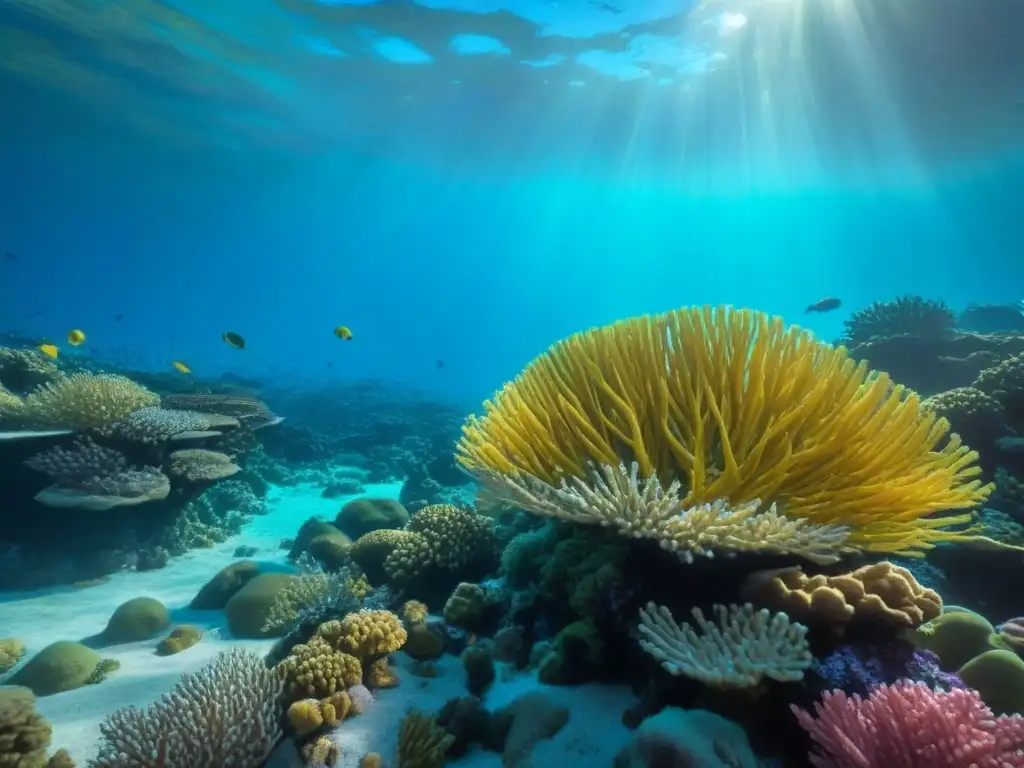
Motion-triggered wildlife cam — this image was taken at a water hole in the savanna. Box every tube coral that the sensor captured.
[792,681,1024,767]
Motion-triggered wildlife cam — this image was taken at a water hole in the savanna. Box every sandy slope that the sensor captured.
[1,481,636,766]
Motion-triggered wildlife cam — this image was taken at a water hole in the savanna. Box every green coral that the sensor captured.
[959,649,1024,715]
[8,641,118,696]
[336,498,410,539]
[100,597,170,644]
[224,573,297,638]
[912,608,1000,669]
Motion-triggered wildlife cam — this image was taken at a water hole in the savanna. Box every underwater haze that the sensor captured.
[1,0,1023,405]
[7,1,1024,767]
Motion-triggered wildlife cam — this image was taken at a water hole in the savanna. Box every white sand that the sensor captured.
[1,480,637,766]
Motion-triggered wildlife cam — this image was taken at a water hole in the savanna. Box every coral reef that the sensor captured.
[637,602,812,688]
[457,306,992,558]
[740,561,942,630]
[25,438,170,510]
[89,649,284,767]
[23,374,159,430]
[793,681,1024,766]
[841,295,956,346]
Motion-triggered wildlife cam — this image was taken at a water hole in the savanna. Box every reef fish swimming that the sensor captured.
[805,297,842,313]
[222,331,245,349]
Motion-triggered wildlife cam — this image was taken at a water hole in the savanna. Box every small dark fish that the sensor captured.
[113,313,124,322]
[222,331,246,349]
[4,251,16,260]
[588,0,623,11]
[806,297,842,313]
[437,359,445,369]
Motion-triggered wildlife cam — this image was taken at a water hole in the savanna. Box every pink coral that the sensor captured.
[792,680,1024,767]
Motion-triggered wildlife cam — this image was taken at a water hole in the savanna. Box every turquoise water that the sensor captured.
[1,0,1022,405]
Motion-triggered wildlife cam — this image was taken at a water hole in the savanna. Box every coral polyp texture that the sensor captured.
[22,373,159,430]
[89,648,285,768]
[741,561,943,630]
[637,601,812,688]
[792,681,1024,767]
[841,294,957,346]
[456,305,992,558]
[25,438,170,510]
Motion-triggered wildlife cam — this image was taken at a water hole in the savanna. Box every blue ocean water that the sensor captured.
[2,1,1024,766]
[1,0,1022,406]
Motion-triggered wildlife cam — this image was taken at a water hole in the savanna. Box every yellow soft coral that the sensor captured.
[402,600,429,626]
[287,699,325,737]
[281,635,362,702]
[22,373,159,430]
[319,610,407,660]
[457,305,992,557]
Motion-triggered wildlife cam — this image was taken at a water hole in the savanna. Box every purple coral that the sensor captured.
[811,642,964,697]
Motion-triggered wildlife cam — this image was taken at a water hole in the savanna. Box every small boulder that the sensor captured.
[225,573,296,638]
[8,641,118,696]
[100,597,170,644]
[190,561,261,610]
[336,498,409,540]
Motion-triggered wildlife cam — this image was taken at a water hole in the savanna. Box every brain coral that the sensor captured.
[741,561,942,630]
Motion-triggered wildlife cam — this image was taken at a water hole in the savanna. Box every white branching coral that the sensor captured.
[483,461,850,565]
[637,602,812,688]
[88,648,285,768]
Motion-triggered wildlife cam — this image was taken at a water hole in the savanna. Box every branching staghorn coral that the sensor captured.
[491,461,851,564]
[25,438,170,510]
[637,601,812,688]
[89,648,284,768]
[457,305,992,558]
[261,566,359,635]
[23,373,159,430]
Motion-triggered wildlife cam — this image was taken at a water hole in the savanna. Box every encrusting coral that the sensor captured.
[318,609,408,659]
[637,602,812,688]
[457,305,992,558]
[740,561,942,630]
[21,373,159,430]
[166,449,240,483]
[0,686,72,768]
[98,406,223,444]
[89,648,284,768]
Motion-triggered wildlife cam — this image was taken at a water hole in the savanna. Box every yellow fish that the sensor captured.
[172,361,191,374]
[222,331,245,349]
[67,329,86,346]
[39,344,58,359]
[334,325,353,341]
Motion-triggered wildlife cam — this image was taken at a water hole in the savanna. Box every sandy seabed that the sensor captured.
[1,481,636,766]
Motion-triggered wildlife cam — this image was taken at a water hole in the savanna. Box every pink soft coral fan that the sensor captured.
[791,680,1024,767]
